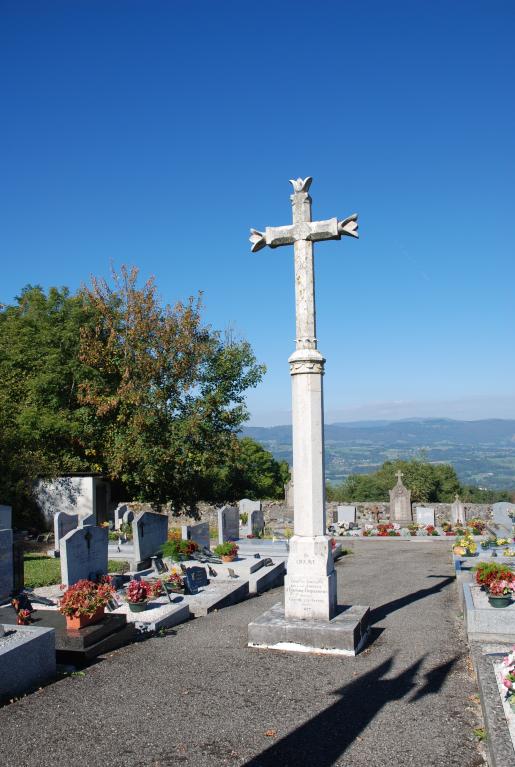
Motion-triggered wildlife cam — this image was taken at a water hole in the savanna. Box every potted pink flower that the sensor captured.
[487,575,515,608]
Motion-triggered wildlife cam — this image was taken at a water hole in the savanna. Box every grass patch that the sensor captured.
[24,554,62,588]
[24,554,131,588]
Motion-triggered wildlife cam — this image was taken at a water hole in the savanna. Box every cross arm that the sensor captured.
[249,214,358,252]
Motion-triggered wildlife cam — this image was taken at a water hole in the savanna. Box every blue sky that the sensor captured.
[1,1,514,425]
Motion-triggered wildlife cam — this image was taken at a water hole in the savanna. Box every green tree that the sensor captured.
[0,269,266,523]
[77,266,265,511]
[0,285,96,525]
[215,437,290,500]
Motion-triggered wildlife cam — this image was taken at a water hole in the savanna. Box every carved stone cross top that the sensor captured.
[396,470,404,483]
[250,177,358,253]
[250,177,358,351]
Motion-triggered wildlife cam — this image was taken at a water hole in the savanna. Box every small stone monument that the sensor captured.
[450,495,465,526]
[337,505,357,525]
[247,177,369,654]
[415,506,436,527]
[114,504,128,530]
[132,511,168,566]
[0,505,13,601]
[491,502,515,537]
[60,526,108,586]
[182,522,210,551]
[53,511,79,555]
[389,471,412,524]
[217,506,239,544]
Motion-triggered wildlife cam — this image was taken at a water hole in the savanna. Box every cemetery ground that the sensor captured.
[0,541,486,767]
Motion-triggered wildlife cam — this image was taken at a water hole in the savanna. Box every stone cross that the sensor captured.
[250,177,358,621]
[396,470,404,483]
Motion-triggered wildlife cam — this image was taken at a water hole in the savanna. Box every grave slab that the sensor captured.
[185,579,249,617]
[463,583,515,642]
[113,598,190,632]
[248,561,285,595]
[0,625,56,703]
[0,607,135,659]
[248,601,370,656]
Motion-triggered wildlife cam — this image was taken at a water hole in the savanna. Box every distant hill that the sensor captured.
[241,418,515,489]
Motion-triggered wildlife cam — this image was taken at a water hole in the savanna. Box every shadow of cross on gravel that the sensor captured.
[368,574,455,625]
[242,654,458,767]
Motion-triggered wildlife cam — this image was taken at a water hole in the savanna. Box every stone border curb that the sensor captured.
[471,642,515,767]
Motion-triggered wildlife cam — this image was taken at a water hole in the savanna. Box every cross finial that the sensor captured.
[396,470,404,483]
[289,177,312,193]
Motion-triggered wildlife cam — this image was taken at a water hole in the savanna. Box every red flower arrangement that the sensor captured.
[475,563,513,590]
[126,579,163,604]
[59,579,114,618]
[16,609,32,626]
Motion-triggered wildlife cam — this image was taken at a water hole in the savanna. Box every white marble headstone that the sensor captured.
[53,511,79,553]
[337,505,356,524]
[491,503,515,536]
[415,507,436,526]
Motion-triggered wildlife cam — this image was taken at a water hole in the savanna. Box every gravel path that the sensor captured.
[0,542,485,767]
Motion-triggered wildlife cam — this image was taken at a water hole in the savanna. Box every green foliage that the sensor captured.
[213,541,238,557]
[327,456,513,504]
[23,554,131,587]
[23,554,62,588]
[0,268,266,523]
[161,538,199,560]
[327,457,461,503]
[205,437,289,502]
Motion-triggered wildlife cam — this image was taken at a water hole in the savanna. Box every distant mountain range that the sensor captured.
[241,418,515,489]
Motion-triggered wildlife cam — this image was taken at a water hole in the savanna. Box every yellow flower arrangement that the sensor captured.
[453,533,477,555]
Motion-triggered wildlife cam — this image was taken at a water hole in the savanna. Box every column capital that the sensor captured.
[288,348,325,375]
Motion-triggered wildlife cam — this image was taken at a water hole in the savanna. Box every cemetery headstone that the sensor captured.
[389,471,412,523]
[415,507,436,527]
[122,509,135,527]
[151,555,168,575]
[450,495,465,526]
[217,505,239,544]
[0,505,12,530]
[114,504,128,530]
[60,525,108,586]
[79,512,96,527]
[185,565,209,590]
[132,511,168,565]
[181,522,210,551]
[248,509,265,537]
[337,505,356,525]
[239,498,261,518]
[0,527,14,602]
[491,502,515,536]
[53,511,79,554]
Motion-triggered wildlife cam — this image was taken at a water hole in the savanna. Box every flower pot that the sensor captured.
[65,606,105,630]
[221,555,236,563]
[488,595,512,608]
[128,601,148,613]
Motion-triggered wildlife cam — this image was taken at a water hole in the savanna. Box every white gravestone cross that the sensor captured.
[250,177,358,621]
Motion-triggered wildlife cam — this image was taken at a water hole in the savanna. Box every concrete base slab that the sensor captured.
[185,580,249,617]
[464,583,515,642]
[248,562,285,595]
[0,625,56,704]
[113,598,190,632]
[248,602,370,656]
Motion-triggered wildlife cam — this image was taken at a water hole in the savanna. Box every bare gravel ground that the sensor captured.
[0,542,486,767]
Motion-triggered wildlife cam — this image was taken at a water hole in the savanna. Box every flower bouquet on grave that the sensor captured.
[161,538,200,562]
[499,648,515,711]
[425,525,440,537]
[166,568,185,594]
[59,579,114,629]
[487,575,515,608]
[125,579,162,612]
[213,542,239,562]
[407,523,420,537]
[467,519,486,535]
[453,533,477,557]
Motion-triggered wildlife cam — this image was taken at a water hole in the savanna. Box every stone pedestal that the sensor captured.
[284,536,336,621]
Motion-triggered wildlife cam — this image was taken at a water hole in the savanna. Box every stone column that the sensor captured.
[284,186,336,622]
